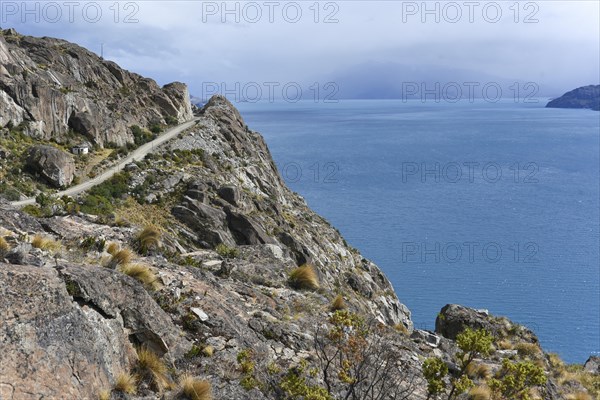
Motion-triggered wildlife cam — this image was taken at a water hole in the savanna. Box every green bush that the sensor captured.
[488,359,547,400]
[216,243,239,259]
[165,115,178,126]
[423,357,448,397]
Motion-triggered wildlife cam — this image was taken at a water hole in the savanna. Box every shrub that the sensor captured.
[488,359,547,400]
[119,263,160,290]
[0,236,10,255]
[31,234,61,252]
[178,374,212,400]
[109,248,133,268]
[288,264,320,290]
[215,243,239,259]
[22,204,43,217]
[80,194,114,215]
[330,294,346,311]
[468,385,492,400]
[114,372,137,394]
[165,115,178,126]
[423,357,448,397]
[149,124,163,134]
[134,225,162,255]
[136,347,169,391]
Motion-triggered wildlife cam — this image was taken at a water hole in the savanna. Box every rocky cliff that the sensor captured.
[0,31,598,400]
[0,28,193,147]
[546,85,600,111]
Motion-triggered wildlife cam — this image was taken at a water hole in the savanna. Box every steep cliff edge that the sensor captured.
[0,28,193,146]
[0,31,598,400]
[546,85,600,111]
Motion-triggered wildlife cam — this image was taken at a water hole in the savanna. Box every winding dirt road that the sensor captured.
[11,119,198,207]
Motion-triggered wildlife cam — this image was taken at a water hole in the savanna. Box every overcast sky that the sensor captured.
[3,1,599,99]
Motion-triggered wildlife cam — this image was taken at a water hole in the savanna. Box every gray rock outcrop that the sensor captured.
[0,29,193,146]
[25,144,75,187]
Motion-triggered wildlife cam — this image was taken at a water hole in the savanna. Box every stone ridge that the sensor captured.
[0,28,193,146]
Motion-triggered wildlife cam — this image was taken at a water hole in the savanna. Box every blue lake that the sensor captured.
[237,99,600,364]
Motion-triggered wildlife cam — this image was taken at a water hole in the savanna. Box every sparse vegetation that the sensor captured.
[108,248,133,268]
[488,359,547,400]
[468,385,491,400]
[330,294,346,311]
[202,346,214,357]
[114,372,137,394]
[178,374,212,400]
[97,390,111,400]
[0,236,10,255]
[106,242,120,256]
[136,346,169,391]
[288,264,320,290]
[515,342,542,359]
[466,363,492,380]
[31,234,61,252]
[567,392,592,400]
[134,225,162,255]
[215,243,239,259]
[119,263,160,290]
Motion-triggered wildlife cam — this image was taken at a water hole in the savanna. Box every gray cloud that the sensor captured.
[3,0,598,97]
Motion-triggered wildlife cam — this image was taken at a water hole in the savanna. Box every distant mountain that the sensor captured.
[328,61,561,100]
[546,85,600,111]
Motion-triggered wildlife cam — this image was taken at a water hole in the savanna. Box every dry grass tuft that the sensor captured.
[31,234,61,252]
[114,372,137,394]
[179,374,212,400]
[202,346,214,357]
[0,236,10,255]
[97,390,111,400]
[330,294,346,311]
[468,385,491,400]
[547,353,565,370]
[288,264,320,290]
[137,347,169,391]
[106,242,120,256]
[496,339,514,350]
[567,392,592,400]
[466,363,492,380]
[135,225,162,254]
[109,248,133,268]
[119,263,160,290]
[515,342,542,359]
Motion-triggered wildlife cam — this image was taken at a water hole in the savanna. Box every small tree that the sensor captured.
[314,310,423,400]
[423,328,494,400]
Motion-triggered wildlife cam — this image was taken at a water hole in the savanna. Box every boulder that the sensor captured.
[218,185,241,206]
[25,145,75,187]
[225,209,275,245]
[435,304,538,343]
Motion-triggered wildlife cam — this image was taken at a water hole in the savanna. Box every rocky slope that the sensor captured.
[546,85,600,111]
[0,28,193,146]
[0,32,598,400]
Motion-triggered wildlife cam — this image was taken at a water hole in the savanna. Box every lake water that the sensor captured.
[237,99,600,364]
